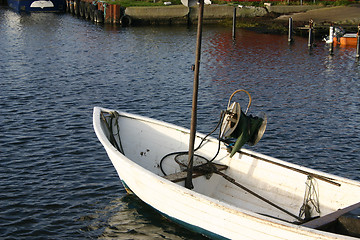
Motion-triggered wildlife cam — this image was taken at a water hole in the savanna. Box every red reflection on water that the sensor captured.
[200,28,355,87]
[204,30,307,69]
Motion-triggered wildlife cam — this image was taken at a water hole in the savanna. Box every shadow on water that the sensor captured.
[82,194,209,239]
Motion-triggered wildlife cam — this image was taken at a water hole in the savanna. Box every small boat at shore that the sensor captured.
[324,26,359,46]
[7,0,66,13]
[333,33,358,46]
[93,106,360,239]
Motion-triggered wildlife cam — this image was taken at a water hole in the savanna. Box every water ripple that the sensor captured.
[0,8,359,239]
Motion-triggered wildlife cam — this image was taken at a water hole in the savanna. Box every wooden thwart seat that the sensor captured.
[302,201,360,229]
[164,163,228,183]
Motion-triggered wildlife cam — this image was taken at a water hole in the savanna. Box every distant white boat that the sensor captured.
[93,106,360,239]
[7,0,66,12]
[30,0,54,9]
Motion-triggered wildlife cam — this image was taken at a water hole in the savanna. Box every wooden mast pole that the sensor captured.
[185,0,205,189]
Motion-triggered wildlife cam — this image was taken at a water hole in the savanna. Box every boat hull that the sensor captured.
[333,34,358,46]
[93,107,360,240]
[7,0,66,12]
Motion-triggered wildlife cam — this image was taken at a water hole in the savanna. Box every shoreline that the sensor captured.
[114,4,360,35]
[122,4,360,36]
[3,0,360,34]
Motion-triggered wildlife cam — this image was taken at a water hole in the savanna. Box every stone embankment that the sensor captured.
[125,4,270,25]
[65,1,274,26]
[65,0,360,33]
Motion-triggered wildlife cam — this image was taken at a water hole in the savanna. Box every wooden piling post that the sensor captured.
[308,19,313,48]
[356,25,360,60]
[288,17,293,43]
[232,7,236,40]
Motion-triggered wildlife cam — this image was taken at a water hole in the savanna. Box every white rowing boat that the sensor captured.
[93,1,359,238]
[93,106,360,240]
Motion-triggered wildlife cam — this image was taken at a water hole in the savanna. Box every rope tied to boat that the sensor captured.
[159,111,225,176]
[174,153,218,179]
[100,111,124,154]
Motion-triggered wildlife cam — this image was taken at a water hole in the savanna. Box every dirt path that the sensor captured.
[276,5,360,26]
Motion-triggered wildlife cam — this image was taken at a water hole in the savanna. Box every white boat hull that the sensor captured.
[93,107,360,239]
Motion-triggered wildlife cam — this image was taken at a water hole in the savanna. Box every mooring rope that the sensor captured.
[100,111,124,154]
[159,111,225,176]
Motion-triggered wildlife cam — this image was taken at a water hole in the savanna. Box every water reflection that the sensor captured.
[86,195,209,239]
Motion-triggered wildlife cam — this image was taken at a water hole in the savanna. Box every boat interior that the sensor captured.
[98,109,360,238]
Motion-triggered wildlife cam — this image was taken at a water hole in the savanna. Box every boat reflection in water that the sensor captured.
[95,195,209,240]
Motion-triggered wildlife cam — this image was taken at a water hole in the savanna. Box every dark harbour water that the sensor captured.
[0,8,359,239]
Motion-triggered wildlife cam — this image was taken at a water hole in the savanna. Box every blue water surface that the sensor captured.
[0,8,359,239]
